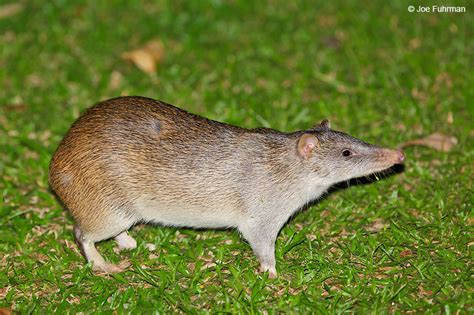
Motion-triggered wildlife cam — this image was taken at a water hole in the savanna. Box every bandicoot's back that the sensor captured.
[50,97,272,228]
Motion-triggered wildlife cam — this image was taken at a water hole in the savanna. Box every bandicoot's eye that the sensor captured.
[342,149,353,157]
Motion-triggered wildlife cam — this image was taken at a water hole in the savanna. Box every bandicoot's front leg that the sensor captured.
[239,224,278,278]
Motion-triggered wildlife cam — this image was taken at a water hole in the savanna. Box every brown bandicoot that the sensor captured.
[49,96,404,277]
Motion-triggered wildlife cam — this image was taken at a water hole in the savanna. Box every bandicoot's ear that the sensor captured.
[298,134,319,159]
[313,119,330,129]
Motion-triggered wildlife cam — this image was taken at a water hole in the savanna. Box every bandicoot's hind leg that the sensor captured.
[74,225,125,273]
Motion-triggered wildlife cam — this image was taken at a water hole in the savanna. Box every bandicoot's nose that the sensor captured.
[396,150,405,163]
[381,149,405,164]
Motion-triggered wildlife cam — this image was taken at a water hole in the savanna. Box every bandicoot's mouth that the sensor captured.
[369,164,398,175]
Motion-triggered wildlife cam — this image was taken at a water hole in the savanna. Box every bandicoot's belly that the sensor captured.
[134,198,241,229]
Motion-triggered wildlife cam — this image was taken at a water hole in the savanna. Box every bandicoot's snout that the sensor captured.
[379,149,405,164]
[396,150,405,163]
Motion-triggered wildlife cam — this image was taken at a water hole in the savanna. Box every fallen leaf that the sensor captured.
[145,243,156,251]
[378,266,395,272]
[447,112,453,124]
[411,88,429,103]
[418,285,433,296]
[366,218,387,233]
[3,103,27,112]
[322,36,341,49]
[200,262,216,270]
[294,223,304,230]
[320,209,331,218]
[122,40,165,74]
[0,3,23,19]
[26,73,44,87]
[430,159,441,166]
[108,71,123,90]
[400,249,414,258]
[66,296,81,305]
[317,15,337,28]
[374,273,388,279]
[398,133,458,152]
[0,286,10,299]
[395,123,406,131]
[409,38,421,50]
[34,253,48,263]
[449,24,458,33]
[0,307,12,315]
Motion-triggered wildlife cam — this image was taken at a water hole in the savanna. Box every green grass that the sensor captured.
[1,0,472,313]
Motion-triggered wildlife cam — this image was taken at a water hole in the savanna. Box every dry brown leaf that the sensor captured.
[468,217,474,225]
[400,249,414,258]
[66,296,81,305]
[200,262,216,271]
[0,287,10,299]
[366,218,387,233]
[418,285,433,296]
[447,112,453,124]
[3,103,27,112]
[409,38,421,50]
[108,71,123,90]
[449,24,458,33]
[122,40,165,74]
[398,133,458,152]
[0,307,12,315]
[0,3,23,19]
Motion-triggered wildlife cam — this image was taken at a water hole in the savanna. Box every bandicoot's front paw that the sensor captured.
[259,265,278,279]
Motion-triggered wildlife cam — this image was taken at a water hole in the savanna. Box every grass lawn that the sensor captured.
[1,0,472,313]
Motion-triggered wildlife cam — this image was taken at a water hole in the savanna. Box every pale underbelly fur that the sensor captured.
[133,197,241,229]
